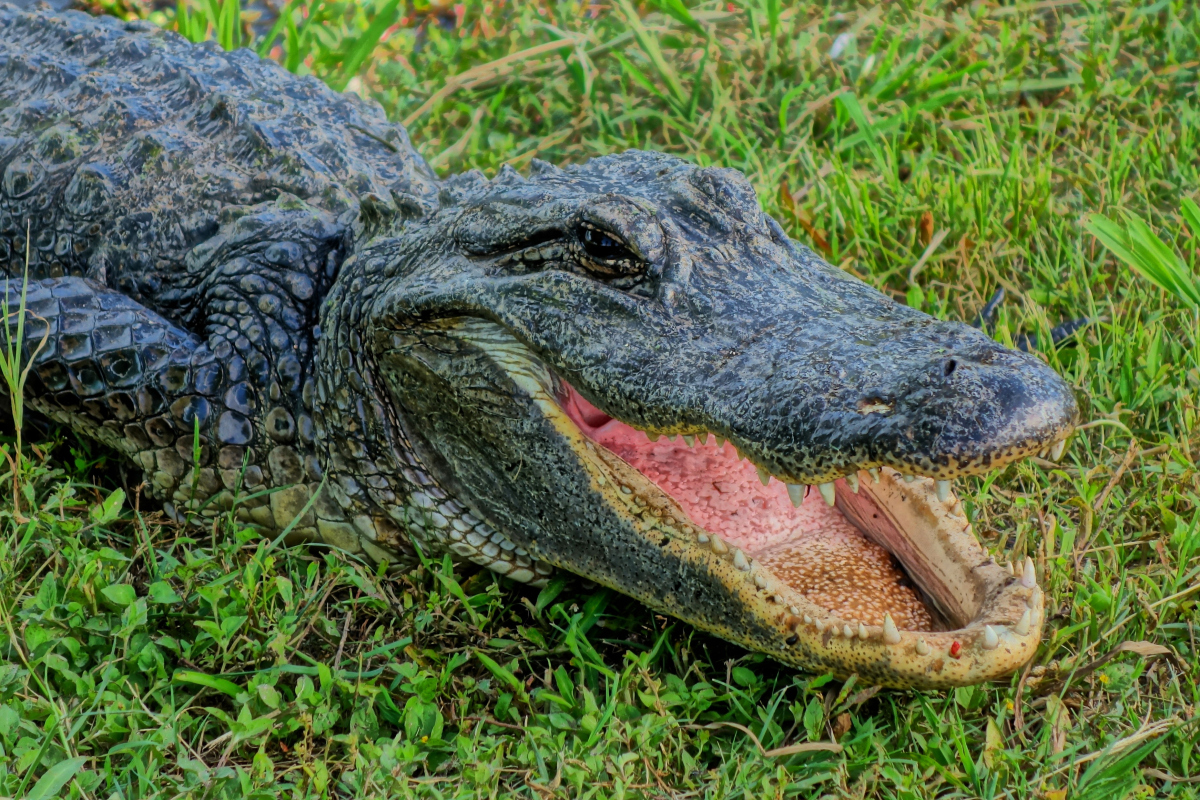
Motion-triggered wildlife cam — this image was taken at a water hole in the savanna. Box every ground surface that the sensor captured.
[1,1,1199,798]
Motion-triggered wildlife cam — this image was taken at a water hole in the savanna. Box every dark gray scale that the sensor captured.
[0,2,438,537]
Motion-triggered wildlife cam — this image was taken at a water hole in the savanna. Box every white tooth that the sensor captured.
[982,625,999,650]
[868,468,879,483]
[1014,607,1032,636]
[843,624,854,639]
[1021,556,1037,588]
[903,474,915,483]
[936,480,951,502]
[696,533,709,543]
[857,623,868,640]
[845,473,859,493]
[787,484,805,508]
[710,536,728,555]
[914,638,930,655]
[882,614,901,644]
[1050,439,1066,461]
[1006,560,1015,576]
[757,466,771,486]
[803,614,812,624]
[732,549,749,571]
[814,619,825,633]
[1038,448,1048,459]
[818,482,836,506]
[667,434,676,442]
[682,434,695,447]
[788,606,800,615]
[754,574,767,589]
[715,436,725,448]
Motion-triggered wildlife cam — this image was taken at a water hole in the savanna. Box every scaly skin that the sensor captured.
[0,4,1077,687]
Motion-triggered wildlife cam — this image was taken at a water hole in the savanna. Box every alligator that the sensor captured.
[0,3,1077,688]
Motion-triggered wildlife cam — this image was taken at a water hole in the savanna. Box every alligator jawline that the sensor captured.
[553,380,1046,687]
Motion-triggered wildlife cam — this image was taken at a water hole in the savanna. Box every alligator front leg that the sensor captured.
[3,276,322,537]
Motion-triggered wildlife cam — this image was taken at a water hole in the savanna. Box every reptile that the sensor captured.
[0,3,1078,689]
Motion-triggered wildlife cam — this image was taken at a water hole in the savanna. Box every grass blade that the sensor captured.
[646,0,706,36]
[613,0,687,108]
[1182,197,1200,240]
[173,670,242,697]
[27,756,88,800]
[330,0,401,91]
[1086,212,1200,309]
[475,651,529,704]
[835,91,887,172]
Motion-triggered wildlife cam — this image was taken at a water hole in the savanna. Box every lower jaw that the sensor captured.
[824,468,1043,684]
[558,385,1045,688]
[688,465,1045,687]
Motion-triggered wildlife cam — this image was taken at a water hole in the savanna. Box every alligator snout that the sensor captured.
[686,308,1078,487]
[846,326,1079,479]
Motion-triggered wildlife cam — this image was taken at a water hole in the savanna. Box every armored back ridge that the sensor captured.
[0,4,1078,688]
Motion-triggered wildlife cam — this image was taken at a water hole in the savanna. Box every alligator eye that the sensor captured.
[577,223,633,264]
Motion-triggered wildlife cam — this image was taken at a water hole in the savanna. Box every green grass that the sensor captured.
[4,0,1200,797]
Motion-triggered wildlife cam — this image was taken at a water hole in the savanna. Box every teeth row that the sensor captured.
[773,557,1041,654]
[780,481,841,508]
[1005,556,1038,589]
[646,431,963,506]
[792,607,1036,652]
[648,432,1071,489]
[1039,439,1068,461]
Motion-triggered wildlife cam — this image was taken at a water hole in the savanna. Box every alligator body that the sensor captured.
[0,4,1077,688]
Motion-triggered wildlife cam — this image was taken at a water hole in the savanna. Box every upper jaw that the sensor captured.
[418,261,1080,486]
[679,320,1080,485]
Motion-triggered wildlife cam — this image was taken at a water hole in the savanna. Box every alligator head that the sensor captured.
[319,150,1077,688]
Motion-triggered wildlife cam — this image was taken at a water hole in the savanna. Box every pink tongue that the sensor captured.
[558,383,859,555]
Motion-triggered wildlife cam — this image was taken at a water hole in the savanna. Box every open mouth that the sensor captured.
[554,380,1050,687]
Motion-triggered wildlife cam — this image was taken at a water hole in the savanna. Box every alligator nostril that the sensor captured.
[943,358,958,378]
